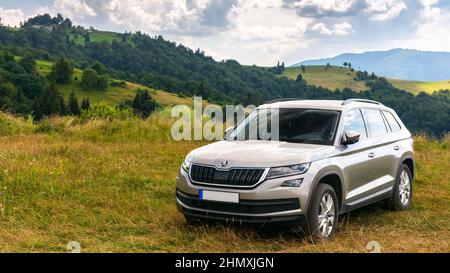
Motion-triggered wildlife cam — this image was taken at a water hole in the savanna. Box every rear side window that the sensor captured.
[383,111,401,132]
[344,109,367,139]
[362,108,388,137]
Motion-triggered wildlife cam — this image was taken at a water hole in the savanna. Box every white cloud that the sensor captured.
[0,7,27,27]
[223,3,314,65]
[366,0,407,21]
[418,0,440,20]
[333,22,353,35]
[234,0,284,11]
[286,0,406,21]
[231,22,309,41]
[46,0,238,36]
[393,0,449,52]
[36,0,97,21]
[291,0,358,16]
[311,22,353,35]
[311,22,333,35]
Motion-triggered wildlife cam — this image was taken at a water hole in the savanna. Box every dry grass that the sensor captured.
[0,112,448,252]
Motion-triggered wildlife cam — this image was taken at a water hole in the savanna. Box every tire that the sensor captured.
[304,184,339,241]
[388,164,412,211]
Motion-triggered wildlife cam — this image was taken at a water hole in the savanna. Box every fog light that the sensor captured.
[281,178,303,187]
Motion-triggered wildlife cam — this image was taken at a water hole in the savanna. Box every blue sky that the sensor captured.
[1,0,449,66]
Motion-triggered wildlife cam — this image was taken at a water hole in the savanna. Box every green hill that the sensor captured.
[283,66,450,95]
[389,79,450,95]
[34,59,198,107]
[67,30,127,46]
[283,66,368,92]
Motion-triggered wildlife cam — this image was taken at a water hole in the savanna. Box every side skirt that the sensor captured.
[340,187,393,214]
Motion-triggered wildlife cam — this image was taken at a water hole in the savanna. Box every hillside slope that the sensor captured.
[284,65,450,95]
[283,66,368,92]
[390,79,450,95]
[34,59,197,107]
[294,48,450,82]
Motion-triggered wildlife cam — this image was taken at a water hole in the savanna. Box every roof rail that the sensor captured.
[263,98,304,104]
[342,99,382,106]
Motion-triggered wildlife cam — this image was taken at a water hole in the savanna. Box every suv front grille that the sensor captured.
[190,164,265,188]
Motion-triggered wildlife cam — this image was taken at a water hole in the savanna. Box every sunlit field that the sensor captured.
[284,66,449,94]
[0,111,448,252]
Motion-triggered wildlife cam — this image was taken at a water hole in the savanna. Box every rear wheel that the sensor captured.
[388,164,412,211]
[304,184,339,240]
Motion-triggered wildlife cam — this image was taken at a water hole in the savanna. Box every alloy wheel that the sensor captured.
[318,193,335,238]
[399,170,411,206]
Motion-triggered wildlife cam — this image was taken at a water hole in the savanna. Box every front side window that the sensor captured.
[343,109,367,139]
[383,111,401,132]
[227,108,340,145]
[361,108,388,137]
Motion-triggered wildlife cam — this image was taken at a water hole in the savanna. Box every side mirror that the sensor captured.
[342,130,360,145]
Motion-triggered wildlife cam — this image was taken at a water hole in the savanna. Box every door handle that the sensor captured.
[394,146,400,151]
[368,152,375,158]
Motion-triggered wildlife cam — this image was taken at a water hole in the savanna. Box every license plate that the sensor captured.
[199,190,239,203]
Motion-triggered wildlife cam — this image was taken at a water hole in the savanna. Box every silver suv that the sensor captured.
[176,99,414,240]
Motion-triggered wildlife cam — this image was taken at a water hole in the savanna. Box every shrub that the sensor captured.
[78,102,134,122]
[0,112,34,135]
[81,68,98,90]
[52,58,74,84]
[34,118,67,134]
[97,74,110,90]
[110,80,127,88]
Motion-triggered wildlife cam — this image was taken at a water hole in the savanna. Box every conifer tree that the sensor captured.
[68,91,80,115]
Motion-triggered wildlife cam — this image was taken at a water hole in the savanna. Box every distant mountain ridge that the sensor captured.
[293,49,450,82]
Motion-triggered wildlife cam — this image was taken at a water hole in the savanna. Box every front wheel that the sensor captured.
[388,164,412,211]
[304,184,339,241]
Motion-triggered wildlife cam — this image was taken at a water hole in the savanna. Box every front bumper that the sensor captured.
[177,190,306,226]
[176,166,316,225]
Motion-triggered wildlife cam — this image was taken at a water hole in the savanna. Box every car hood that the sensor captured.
[189,140,336,168]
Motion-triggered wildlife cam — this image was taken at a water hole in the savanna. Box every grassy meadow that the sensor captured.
[390,79,450,95]
[283,66,368,92]
[284,65,450,94]
[0,110,448,252]
[67,30,126,46]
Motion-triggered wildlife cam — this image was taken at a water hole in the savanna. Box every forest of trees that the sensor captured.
[0,14,448,136]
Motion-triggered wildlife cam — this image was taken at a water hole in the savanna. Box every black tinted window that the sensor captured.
[383,111,401,131]
[362,109,387,137]
[344,109,367,139]
[228,108,340,145]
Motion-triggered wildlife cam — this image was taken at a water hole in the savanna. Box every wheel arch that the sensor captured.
[402,157,414,179]
[308,169,344,212]
[400,153,414,180]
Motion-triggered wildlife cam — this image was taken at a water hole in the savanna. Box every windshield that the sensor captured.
[227,108,340,145]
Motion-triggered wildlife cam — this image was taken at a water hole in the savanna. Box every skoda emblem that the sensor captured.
[220,160,229,167]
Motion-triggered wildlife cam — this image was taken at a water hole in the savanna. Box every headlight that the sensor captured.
[181,156,192,173]
[267,163,310,179]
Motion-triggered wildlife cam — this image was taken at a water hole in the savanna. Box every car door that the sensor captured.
[338,108,375,204]
[381,110,405,179]
[355,108,396,199]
